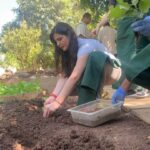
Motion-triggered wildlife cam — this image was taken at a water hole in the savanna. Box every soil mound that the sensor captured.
[0,98,150,150]
[33,130,114,150]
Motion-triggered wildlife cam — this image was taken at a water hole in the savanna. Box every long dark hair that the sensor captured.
[50,22,78,77]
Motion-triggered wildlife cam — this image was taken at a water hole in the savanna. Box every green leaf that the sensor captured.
[132,0,139,7]
[117,0,125,5]
[109,0,150,26]
[109,5,126,20]
[139,0,150,14]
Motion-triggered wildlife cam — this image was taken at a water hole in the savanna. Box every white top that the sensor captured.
[77,38,116,59]
[76,21,90,38]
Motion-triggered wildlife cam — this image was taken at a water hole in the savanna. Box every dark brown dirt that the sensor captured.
[0,98,150,150]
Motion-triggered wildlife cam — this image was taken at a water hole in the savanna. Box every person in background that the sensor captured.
[111,2,150,104]
[97,20,117,55]
[76,12,92,38]
[92,13,109,36]
[92,13,117,55]
[43,22,121,117]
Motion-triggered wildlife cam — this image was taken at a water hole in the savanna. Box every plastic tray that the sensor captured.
[68,99,122,127]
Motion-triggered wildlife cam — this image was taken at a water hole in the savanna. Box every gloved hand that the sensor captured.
[131,16,150,37]
[112,87,126,104]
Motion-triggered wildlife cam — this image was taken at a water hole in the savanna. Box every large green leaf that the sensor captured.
[109,0,150,26]
[109,5,127,20]
[131,0,139,6]
[139,0,150,14]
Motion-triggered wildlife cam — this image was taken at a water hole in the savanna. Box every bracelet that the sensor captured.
[50,93,61,105]
[49,93,57,99]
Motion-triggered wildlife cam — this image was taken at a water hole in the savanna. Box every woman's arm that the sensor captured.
[95,13,109,34]
[44,74,67,106]
[43,55,89,118]
[52,74,68,96]
[56,55,89,104]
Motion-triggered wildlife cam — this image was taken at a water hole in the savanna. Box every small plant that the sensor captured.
[0,81,41,96]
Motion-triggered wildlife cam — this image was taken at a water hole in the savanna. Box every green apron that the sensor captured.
[115,17,150,89]
[77,51,120,105]
[117,17,137,67]
[126,42,150,89]
[112,17,137,89]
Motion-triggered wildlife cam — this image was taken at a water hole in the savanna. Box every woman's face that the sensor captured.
[53,33,69,51]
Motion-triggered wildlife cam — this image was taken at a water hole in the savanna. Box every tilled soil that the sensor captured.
[0,98,150,150]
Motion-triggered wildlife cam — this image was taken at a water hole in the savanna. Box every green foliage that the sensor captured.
[0,51,19,68]
[1,21,42,70]
[0,0,84,69]
[37,46,55,69]
[0,81,41,96]
[14,0,83,29]
[80,0,109,22]
[61,0,85,26]
[109,0,150,25]
[14,0,83,43]
[15,0,64,29]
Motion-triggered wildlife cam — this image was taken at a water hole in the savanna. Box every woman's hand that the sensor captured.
[44,96,56,106]
[43,101,61,118]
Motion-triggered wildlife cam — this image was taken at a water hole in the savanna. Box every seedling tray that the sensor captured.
[68,100,122,127]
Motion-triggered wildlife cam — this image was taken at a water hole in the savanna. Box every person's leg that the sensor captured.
[103,63,122,85]
[77,51,108,105]
[98,62,121,99]
[77,51,121,105]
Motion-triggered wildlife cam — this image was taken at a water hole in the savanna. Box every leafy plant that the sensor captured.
[109,0,150,24]
[0,81,41,96]
[1,0,84,70]
[1,21,42,71]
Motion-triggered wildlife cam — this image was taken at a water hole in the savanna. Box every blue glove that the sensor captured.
[112,87,126,104]
[131,16,150,37]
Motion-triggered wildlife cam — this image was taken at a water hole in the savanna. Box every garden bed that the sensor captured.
[0,72,150,149]
[0,98,150,150]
